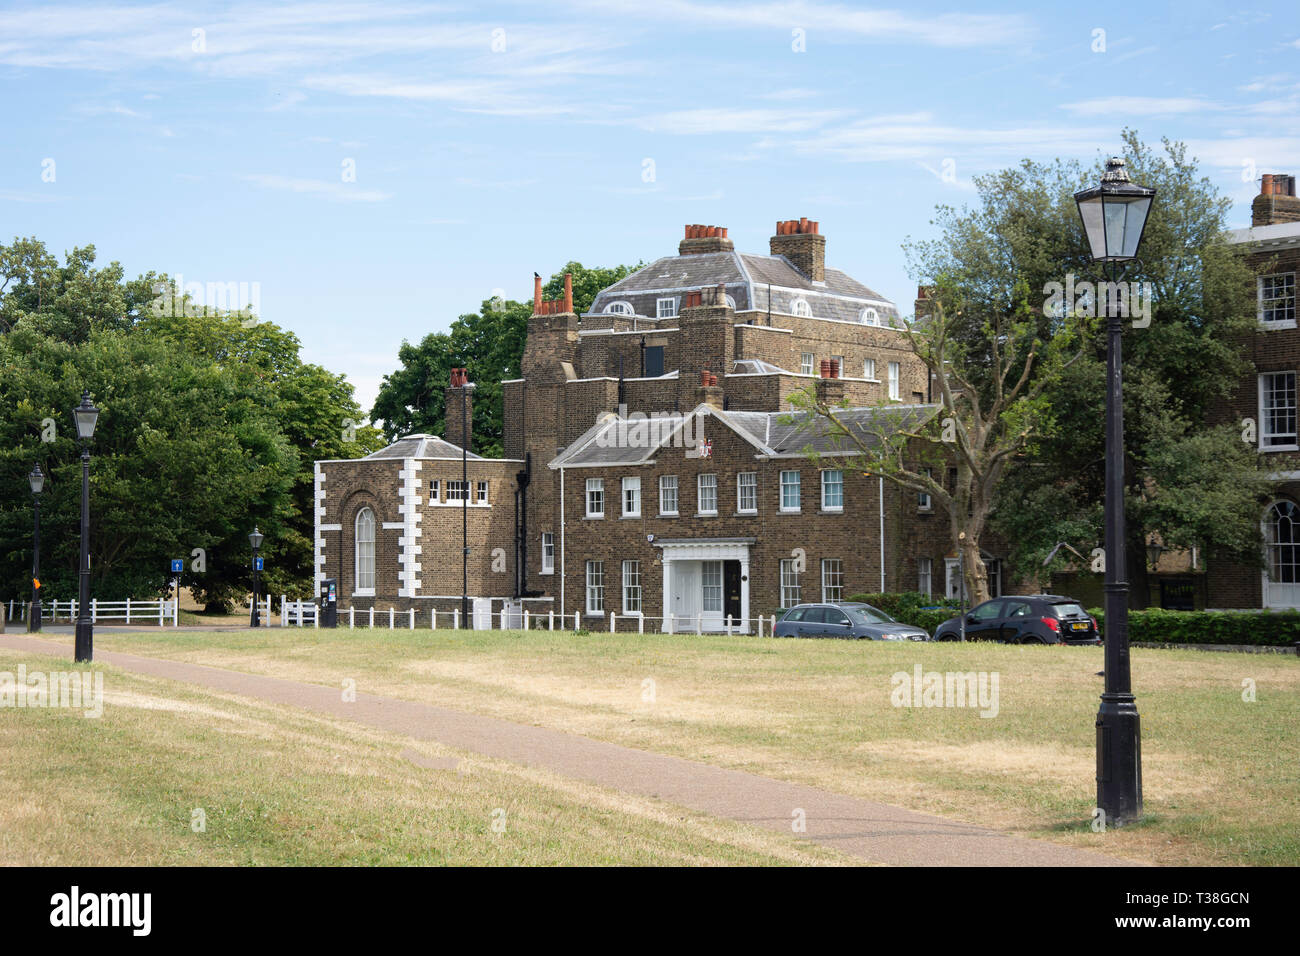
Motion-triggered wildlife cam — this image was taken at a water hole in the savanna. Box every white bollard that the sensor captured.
[549,609,554,631]
[573,610,579,631]
[409,608,414,630]
[92,598,98,623]
[726,614,732,635]
[453,608,459,630]
[638,614,644,634]
[349,606,355,629]
[369,606,375,628]
[523,609,529,631]
[696,614,702,636]
[389,607,394,629]
[125,597,130,624]
[431,608,437,630]
[609,612,615,633]
[158,598,164,626]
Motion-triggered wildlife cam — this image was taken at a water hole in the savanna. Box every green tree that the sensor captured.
[907,133,1266,605]
[373,262,641,450]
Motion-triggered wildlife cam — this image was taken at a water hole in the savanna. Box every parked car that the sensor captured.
[773,602,931,641]
[932,595,1101,645]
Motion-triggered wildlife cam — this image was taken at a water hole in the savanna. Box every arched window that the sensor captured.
[604,301,633,315]
[791,298,811,317]
[355,507,375,593]
[1265,501,1300,608]
[861,307,880,325]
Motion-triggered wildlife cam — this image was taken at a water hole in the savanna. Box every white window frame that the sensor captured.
[446,479,469,502]
[737,472,757,514]
[780,470,801,512]
[604,301,634,315]
[821,469,843,512]
[656,297,678,319]
[888,361,901,401]
[863,357,876,381]
[540,532,554,575]
[622,476,641,517]
[918,467,933,512]
[1260,372,1299,451]
[697,473,718,515]
[821,558,843,603]
[475,480,489,504]
[622,560,642,615]
[1259,273,1296,328]
[861,307,880,326]
[354,507,375,595]
[586,560,604,615]
[701,560,723,613]
[586,477,605,518]
[792,298,812,317]
[800,352,815,375]
[918,557,932,598]
[659,475,679,516]
[780,559,801,608]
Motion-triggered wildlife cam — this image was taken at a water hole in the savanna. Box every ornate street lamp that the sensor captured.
[29,464,44,634]
[249,527,264,627]
[72,391,99,662]
[1075,156,1156,827]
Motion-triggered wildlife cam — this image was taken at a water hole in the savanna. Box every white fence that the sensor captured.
[3,597,178,626]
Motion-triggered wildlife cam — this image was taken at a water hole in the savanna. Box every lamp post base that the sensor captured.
[74,617,93,663]
[28,600,42,634]
[1096,692,1142,827]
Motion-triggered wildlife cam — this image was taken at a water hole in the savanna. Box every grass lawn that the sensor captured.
[0,646,847,866]
[22,625,1299,866]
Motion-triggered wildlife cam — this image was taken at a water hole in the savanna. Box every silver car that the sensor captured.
[772,602,930,641]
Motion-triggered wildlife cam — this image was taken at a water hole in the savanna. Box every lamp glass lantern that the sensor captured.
[29,463,44,495]
[249,527,264,551]
[1074,157,1155,263]
[73,391,100,441]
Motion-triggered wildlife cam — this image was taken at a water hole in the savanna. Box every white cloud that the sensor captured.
[636,107,847,134]
[242,174,392,202]
[1059,96,1216,116]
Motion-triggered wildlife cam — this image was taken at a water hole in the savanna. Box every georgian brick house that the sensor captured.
[315,219,997,628]
[1208,175,1300,609]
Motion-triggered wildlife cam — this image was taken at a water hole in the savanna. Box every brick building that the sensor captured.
[315,219,1001,628]
[1207,174,1300,609]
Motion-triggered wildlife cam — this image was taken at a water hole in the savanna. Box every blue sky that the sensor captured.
[3,1,1298,413]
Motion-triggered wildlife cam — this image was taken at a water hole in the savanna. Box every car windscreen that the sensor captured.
[1051,603,1088,618]
[845,605,895,625]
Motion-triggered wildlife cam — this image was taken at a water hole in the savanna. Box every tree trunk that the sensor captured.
[960,535,991,605]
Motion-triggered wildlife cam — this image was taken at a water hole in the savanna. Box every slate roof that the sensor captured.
[548,403,940,468]
[365,434,483,460]
[586,244,902,326]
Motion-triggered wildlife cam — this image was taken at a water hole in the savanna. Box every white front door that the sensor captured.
[670,561,701,630]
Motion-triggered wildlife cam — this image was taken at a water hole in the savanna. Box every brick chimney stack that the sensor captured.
[770,218,826,281]
[445,367,474,451]
[532,272,574,315]
[679,224,735,255]
[1253,174,1300,226]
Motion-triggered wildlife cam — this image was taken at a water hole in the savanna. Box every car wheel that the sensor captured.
[935,632,956,642]
[1020,634,1045,645]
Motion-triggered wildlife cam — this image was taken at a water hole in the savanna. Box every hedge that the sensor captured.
[1091,608,1300,647]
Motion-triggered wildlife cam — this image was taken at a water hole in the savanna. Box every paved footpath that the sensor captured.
[1,633,1129,867]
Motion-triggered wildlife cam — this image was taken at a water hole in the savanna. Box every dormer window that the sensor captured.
[656,297,678,319]
[605,301,634,315]
[792,299,812,317]
[861,307,880,325]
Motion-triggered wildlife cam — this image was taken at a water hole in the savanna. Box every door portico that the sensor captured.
[655,537,753,633]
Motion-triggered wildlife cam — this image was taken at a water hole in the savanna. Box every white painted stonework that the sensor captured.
[397,458,423,597]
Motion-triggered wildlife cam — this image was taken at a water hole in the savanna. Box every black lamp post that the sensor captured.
[1074,156,1155,827]
[72,391,99,662]
[249,527,264,627]
[29,464,44,633]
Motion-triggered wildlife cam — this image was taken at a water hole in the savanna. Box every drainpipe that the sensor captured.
[879,476,886,592]
[559,467,566,619]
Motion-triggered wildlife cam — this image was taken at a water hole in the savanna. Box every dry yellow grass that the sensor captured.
[22,627,1300,865]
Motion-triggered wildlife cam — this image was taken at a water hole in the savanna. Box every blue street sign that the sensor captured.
[171,559,183,573]
[255,557,264,571]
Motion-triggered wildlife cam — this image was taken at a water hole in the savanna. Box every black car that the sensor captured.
[773,602,930,641]
[932,595,1101,645]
